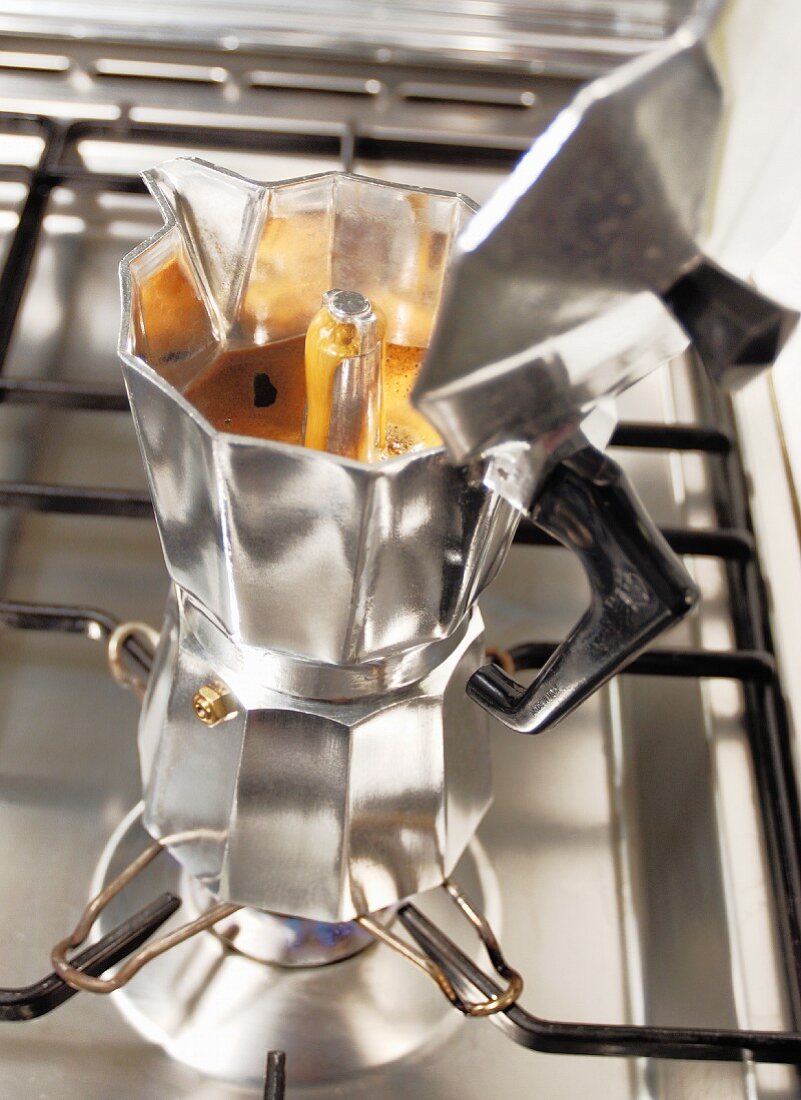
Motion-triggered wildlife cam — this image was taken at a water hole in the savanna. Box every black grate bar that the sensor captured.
[45,168,147,194]
[0,166,33,185]
[399,903,801,1062]
[0,378,129,410]
[655,527,754,559]
[610,422,732,453]
[0,892,181,1023]
[0,112,55,133]
[0,596,776,686]
[264,1051,286,1100]
[355,133,522,168]
[67,117,344,156]
[515,520,754,561]
[0,599,121,637]
[507,641,776,684]
[696,372,801,1031]
[0,599,152,677]
[0,482,152,517]
[0,118,64,374]
[0,373,735,460]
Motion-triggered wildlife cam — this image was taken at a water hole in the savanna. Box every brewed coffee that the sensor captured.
[184,334,440,458]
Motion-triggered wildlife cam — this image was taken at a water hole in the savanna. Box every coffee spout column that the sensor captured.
[119,159,519,922]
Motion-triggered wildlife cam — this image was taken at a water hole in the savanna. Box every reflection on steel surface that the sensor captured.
[0,1,693,77]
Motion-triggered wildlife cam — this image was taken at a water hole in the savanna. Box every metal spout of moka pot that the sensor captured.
[304,288,385,461]
[413,0,801,735]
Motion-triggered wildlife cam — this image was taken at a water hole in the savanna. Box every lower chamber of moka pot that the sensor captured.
[91,803,501,1087]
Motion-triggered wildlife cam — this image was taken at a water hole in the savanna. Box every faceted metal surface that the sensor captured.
[140,595,492,920]
[119,164,519,919]
[119,162,520,665]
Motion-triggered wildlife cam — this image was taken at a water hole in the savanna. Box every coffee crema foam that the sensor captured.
[184,335,440,461]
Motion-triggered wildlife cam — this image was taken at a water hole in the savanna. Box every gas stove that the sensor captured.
[1,5,801,1098]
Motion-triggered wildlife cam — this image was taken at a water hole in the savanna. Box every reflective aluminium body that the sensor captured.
[120,164,514,920]
[119,151,702,921]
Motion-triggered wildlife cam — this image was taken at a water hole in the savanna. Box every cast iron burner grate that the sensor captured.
[0,109,800,1092]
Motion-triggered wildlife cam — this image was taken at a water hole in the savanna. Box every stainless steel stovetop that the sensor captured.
[0,9,800,1098]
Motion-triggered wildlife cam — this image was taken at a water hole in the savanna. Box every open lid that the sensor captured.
[412,0,801,501]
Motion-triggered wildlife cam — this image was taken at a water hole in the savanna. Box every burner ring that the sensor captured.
[182,872,395,969]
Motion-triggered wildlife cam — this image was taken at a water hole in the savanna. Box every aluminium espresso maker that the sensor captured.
[112,156,701,930]
[18,0,801,1086]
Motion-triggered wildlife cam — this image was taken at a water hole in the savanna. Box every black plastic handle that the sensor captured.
[468,446,698,734]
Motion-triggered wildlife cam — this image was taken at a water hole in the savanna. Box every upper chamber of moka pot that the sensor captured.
[119,158,519,668]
